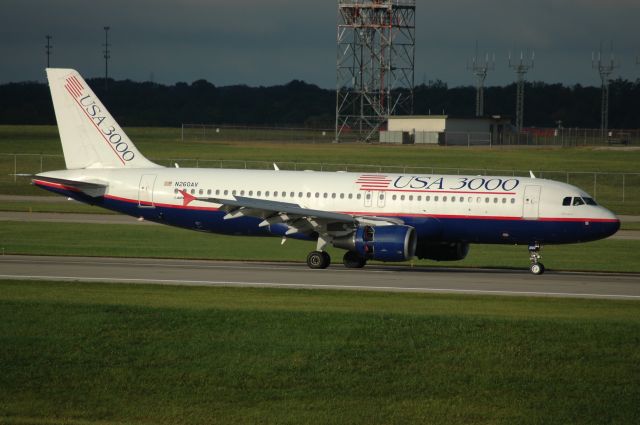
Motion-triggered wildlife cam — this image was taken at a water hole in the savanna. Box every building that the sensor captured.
[381,115,513,145]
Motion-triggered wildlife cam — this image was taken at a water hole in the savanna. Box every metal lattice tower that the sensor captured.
[103,26,111,91]
[467,42,494,117]
[45,35,52,68]
[336,0,415,142]
[509,51,534,132]
[592,43,618,138]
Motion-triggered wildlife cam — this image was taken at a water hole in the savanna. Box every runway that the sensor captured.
[1,255,639,300]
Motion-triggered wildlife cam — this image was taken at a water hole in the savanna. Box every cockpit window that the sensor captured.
[563,196,597,207]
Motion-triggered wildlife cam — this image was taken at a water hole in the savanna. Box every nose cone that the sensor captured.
[600,209,621,239]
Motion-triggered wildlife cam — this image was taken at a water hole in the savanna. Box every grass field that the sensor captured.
[1,280,639,424]
[2,221,640,273]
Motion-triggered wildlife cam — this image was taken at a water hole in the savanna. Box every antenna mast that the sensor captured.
[467,42,494,117]
[45,35,52,68]
[592,42,618,138]
[103,26,111,91]
[336,0,416,143]
[509,50,534,132]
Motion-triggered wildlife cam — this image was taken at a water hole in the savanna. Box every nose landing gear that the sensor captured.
[528,243,545,275]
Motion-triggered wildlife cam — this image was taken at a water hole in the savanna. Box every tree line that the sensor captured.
[0,77,638,129]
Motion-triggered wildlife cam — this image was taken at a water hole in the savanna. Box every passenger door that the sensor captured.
[138,174,157,208]
[522,185,541,219]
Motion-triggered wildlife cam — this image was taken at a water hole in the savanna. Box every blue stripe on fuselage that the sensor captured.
[36,185,619,245]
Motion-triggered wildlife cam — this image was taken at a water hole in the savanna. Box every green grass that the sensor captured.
[0,200,117,214]
[2,125,640,171]
[2,221,640,273]
[1,280,639,424]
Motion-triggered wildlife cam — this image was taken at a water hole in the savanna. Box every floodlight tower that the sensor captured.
[103,26,111,91]
[592,42,618,137]
[336,0,416,142]
[45,35,52,68]
[509,50,534,132]
[467,42,494,117]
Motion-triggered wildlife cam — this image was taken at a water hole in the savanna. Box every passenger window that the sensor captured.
[459,196,464,202]
[291,192,295,197]
[340,193,345,199]
[216,189,220,195]
[224,190,228,195]
[392,195,397,201]
[400,195,405,201]
[248,191,253,196]
[485,197,490,203]
[240,190,245,196]
[348,194,353,199]
[307,192,311,198]
[281,192,286,198]
[573,197,585,206]
[256,191,261,197]
[315,192,320,198]
[451,196,456,203]
[298,192,303,198]
[379,194,384,200]
[443,196,447,202]
[265,191,270,197]
[366,193,371,200]
[332,193,336,199]
[357,194,362,200]
[324,193,328,199]
[190,189,195,194]
[174,189,179,194]
[502,198,506,204]
[510,198,516,204]
[562,197,572,206]
[426,196,431,201]
[493,198,498,203]
[417,196,422,201]
[232,190,237,195]
[207,189,211,195]
[434,196,439,201]
[409,195,413,201]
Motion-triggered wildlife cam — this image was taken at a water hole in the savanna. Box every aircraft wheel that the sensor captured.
[343,251,366,268]
[307,251,330,269]
[530,262,545,275]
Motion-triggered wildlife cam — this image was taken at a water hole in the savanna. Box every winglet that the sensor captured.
[273,163,280,171]
[529,171,537,179]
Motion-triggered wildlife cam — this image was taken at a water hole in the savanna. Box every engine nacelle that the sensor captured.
[334,225,417,262]
[415,241,470,261]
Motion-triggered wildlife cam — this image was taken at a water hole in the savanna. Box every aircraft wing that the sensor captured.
[32,176,108,198]
[181,191,403,239]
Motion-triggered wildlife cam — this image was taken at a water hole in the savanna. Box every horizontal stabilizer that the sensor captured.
[32,176,107,198]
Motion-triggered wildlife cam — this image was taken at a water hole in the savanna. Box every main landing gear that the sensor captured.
[306,251,331,269]
[306,251,368,269]
[528,243,545,275]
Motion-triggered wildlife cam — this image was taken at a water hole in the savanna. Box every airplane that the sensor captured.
[32,69,620,275]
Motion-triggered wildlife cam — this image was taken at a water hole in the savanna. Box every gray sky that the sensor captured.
[1,0,639,88]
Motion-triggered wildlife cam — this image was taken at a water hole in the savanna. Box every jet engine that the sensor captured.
[334,225,417,262]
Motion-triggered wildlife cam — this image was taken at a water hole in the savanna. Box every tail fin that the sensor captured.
[46,68,160,169]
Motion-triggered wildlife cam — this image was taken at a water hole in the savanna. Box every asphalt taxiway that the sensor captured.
[1,255,639,300]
